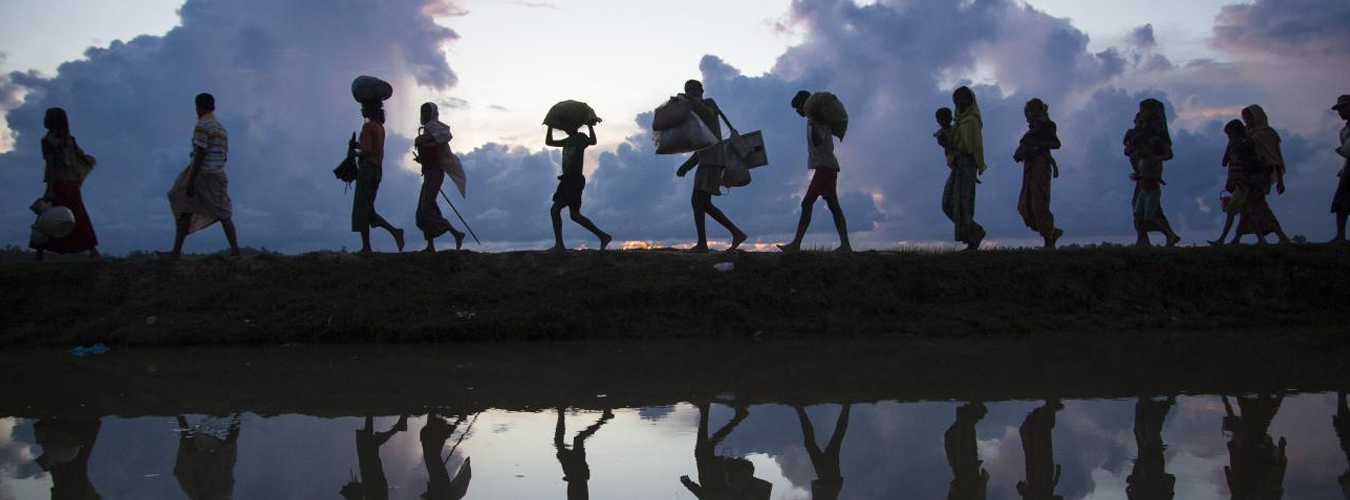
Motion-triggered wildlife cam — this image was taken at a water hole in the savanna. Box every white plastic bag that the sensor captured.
[654,111,717,155]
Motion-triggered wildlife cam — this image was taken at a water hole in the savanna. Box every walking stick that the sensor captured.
[439,189,482,246]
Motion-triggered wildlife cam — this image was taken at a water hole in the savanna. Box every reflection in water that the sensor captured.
[680,402,771,500]
[341,416,408,500]
[795,404,850,500]
[945,402,989,500]
[1016,399,1064,500]
[1336,392,1350,499]
[555,408,613,500]
[1222,394,1287,500]
[33,418,101,500]
[174,414,241,500]
[421,414,472,500]
[1127,396,1176,500]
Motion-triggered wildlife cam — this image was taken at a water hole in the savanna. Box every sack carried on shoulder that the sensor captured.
[804,92,849,140]
[651,96,692,131]
[653,111,717,155]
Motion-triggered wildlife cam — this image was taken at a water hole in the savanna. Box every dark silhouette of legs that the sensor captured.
[1334,213,1347,243]
[691,192,745,252]
[551,202,610,251]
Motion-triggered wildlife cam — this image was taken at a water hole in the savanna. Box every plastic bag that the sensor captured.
[804,92,849,140]
[734,130,768,169]
[652,96,692,131]
[351,75,393,104]
[543,100,601,130]
[654,111,717,155]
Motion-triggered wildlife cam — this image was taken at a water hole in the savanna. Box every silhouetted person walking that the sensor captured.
[1014,98,1063,249]
[945,402,989,500]
[1126,100,1181,247]
[778,91,851,253]
[1332,391,1349,498]
[555,408,614,500]
[795,404,851,500]
[1126,397,1176,500]
[33,418,102,500]
[1212,120,1258,245]
[350,100,405,254]
[341,415,408,500]
[30,108,99,261]
[944,86,987,251]
[1017,399,1064,500]
[174,414,242,500]
[680,402,769,500]
[1330,95,1350,243]
[413,103,467,252]
[1222,393,1287,500]
[546,122,611,251]
[421,414,472,500]
[164,93,240,258]
[1236,105,1291,244]
[676,79,748,253]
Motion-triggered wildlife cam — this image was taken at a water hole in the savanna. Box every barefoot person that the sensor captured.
[1237,105,1292,244]
[31,108,100,261]
[779,90,852,253]
[1126,99,1181,247]
[545,122,611,251]
[165,93,241,257]
[1014,98,1064,249]
[944,86,988,251]
[413,102,466,252]
[675,79,748,253]
[1212,120,1258,245]
[351,99,405,254]
[1330,95,1350,242]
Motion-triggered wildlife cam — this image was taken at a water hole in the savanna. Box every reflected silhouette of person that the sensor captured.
[421,414,472,500]
[174,414,242,500]
[945,402,989,500]
[1126,397,1176,500]
[555,408,614,500]
[1017,399,1064,500]
[1334,391,1350,498]
[795,404,851,500]
[1222,393,1287,500]
[341,415,408,500]
[679,402,770,500]
[33,418,102,500]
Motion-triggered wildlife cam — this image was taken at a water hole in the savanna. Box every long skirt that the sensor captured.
[1237,191,1283,237]
[352,162,389,232]
[167,167,232,234]
[30,180,98,253]
[1018,156,1056,237]
[1132,183,1171,233]
[942,155,985,244]
[417,164,454,240]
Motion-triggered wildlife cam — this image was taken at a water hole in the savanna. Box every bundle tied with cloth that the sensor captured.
[651,95,769,188]
[334,75,393,186]
[803,91,849,140]
[543,100,602,131]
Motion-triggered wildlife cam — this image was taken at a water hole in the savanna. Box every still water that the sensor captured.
[0,336,1346,500]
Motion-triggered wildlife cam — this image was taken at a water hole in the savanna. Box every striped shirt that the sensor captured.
[192,113,228,172]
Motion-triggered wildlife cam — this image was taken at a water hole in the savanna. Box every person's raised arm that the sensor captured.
[677,154,699,177]
[545,127,565,148]
[586,124,597,146]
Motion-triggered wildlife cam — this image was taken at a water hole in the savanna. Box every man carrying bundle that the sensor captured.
[778,90,852,254]
[543,102,611,252]
[675,80,748,253]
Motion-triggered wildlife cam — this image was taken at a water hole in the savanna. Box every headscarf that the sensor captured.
[1242,104,1285,176]
[1221,119,1246,168]
[1130,99,1172,161]
[951,86,987,174]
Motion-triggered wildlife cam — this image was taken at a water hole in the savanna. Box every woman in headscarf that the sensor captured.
[413,102,467,252]
[1014,98,1064,249]
[1126,99,1181,247]
[1236,105,1291,244]
[30,108,100,260]
[1211,119,1257,246]
[943,86,987,251]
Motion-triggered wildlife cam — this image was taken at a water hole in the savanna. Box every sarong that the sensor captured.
[1018,156,1056,237]
[417,164,454,240]
[942,155,985,244]
[167,167,232,234]
[351,161,389,232]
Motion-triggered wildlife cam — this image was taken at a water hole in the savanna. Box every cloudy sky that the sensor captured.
[1,0,1347,253]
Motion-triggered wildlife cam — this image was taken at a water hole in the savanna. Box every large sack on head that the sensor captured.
[804,92,849,140]
[652,96,693,131]
[543,100,601,130]
[654,112,717,155]
[351,75,393,103]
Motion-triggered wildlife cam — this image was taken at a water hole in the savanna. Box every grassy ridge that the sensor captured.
[1,245,1347,346]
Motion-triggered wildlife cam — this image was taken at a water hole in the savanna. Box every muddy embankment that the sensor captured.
[1,245,1348,346]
